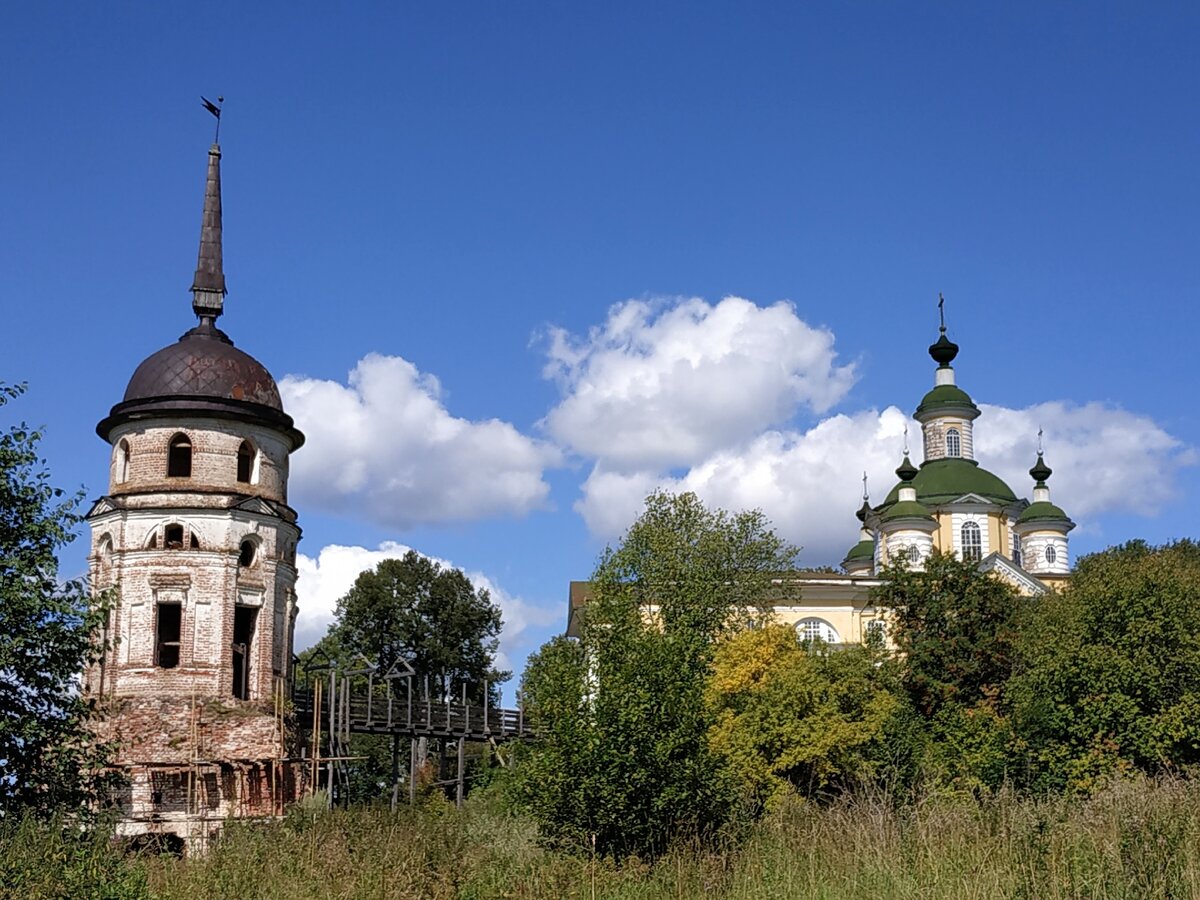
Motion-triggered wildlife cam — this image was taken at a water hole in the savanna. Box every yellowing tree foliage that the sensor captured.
[706,625,905,810]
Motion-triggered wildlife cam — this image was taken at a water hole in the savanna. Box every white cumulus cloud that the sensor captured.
[540,296,857,471]
[280,354,560,529]
[976,402,1197,519]
[576,403,1194,565]
[294,541,561,677]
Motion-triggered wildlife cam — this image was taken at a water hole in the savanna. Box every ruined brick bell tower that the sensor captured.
[85,136,306,850]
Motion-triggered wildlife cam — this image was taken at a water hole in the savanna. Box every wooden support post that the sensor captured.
[409,738,417,806]
[456,736,465,808]
[390,732,400,811]
[366,673,374,726]
[327,670,336,809]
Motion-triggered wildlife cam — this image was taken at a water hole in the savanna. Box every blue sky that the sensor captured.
[4,3,1198,688]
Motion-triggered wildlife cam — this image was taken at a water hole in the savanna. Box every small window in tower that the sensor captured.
[236,440,255,484]
[907,545,921,563]
[1013,536,1022,567]
[165,524,184,550]
[961,521,982,561]
[946,428,961,458]
[189,531,202,551]
[155,603,182,669]
[239,539,256,568]
[167,434,192,478]
[1045,545,1057,565]
[116,439,131,484]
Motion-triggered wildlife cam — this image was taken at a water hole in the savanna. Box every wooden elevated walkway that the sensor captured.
[293,683,532,742]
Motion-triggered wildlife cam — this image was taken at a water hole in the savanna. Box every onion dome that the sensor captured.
[1030,453,1053,486]
[928,330,959,367]
[96,140,303,449]
[880,452,935,524]
[1018,450,1072,526]
[856,498,872,523]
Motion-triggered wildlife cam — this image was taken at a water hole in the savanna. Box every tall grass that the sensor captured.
[6,776,1200,898]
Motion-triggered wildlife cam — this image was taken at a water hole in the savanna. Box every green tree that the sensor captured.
[518,491,797,857]
[1009,540,1200,792]
[874,550,1024,718]
[706,624,909,810]
[333,550,506,700]
[300,552,506,803]
[0,383,112,816]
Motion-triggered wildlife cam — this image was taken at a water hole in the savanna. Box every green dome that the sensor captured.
[880,458,1017,509]
[843,539,875,563]
[1017,501,1072,525]
[879,499,936,524]
[915,384,980,418]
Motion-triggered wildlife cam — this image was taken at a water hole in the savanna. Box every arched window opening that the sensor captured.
[239,539,257,568]
[961,521,982,561]
[165,524,184,550]
[1045,545,1058,565]
[796,617,841,646]
[946,427,961,458]
[907,545,921,563]
[236,440,255,484]
[146,531,158,550]
[167,433,192,478]
[189,531,202,551]
[116,439,131,484]
[1012,535,1022,567]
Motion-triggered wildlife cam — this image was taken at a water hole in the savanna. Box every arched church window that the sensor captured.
[237,440,255,484]
[907,545,921,563]
[961,521,982,561]
[116,439,131,484]
[189,531,202,551]
[946,428,961,458]
[239,539,257,568]
[1045,545,1057,565]
[165,524,184,550]
[1012,535,1022,567]
[796,617,840,645]
[167,433,192,478]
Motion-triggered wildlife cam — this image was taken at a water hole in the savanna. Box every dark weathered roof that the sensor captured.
[98,321,303,448]
[123,322,281,410]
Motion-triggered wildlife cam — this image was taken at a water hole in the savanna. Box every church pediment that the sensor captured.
[85,496,121,519]
[949,492,997,506]
[231,495,282,518]
[978,551,1047,596]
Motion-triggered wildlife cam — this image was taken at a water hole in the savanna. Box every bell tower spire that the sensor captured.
[191,98,226,325]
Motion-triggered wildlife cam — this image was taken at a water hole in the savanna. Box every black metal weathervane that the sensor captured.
[201,95,224,142]
[938,292,946,331]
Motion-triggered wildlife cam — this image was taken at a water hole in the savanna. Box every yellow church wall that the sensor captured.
[988,514,1002,558]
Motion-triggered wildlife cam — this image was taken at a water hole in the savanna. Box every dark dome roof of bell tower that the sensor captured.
[124,322,282,410]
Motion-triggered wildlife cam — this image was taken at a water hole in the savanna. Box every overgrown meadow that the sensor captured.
[7,775,1200,899]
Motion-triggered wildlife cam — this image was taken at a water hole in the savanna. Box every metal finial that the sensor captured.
[862,471,869,501]
[938,292,946,333]
[201,95,223,143]
[1037,427,1044,454]
[903,424,910,456]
